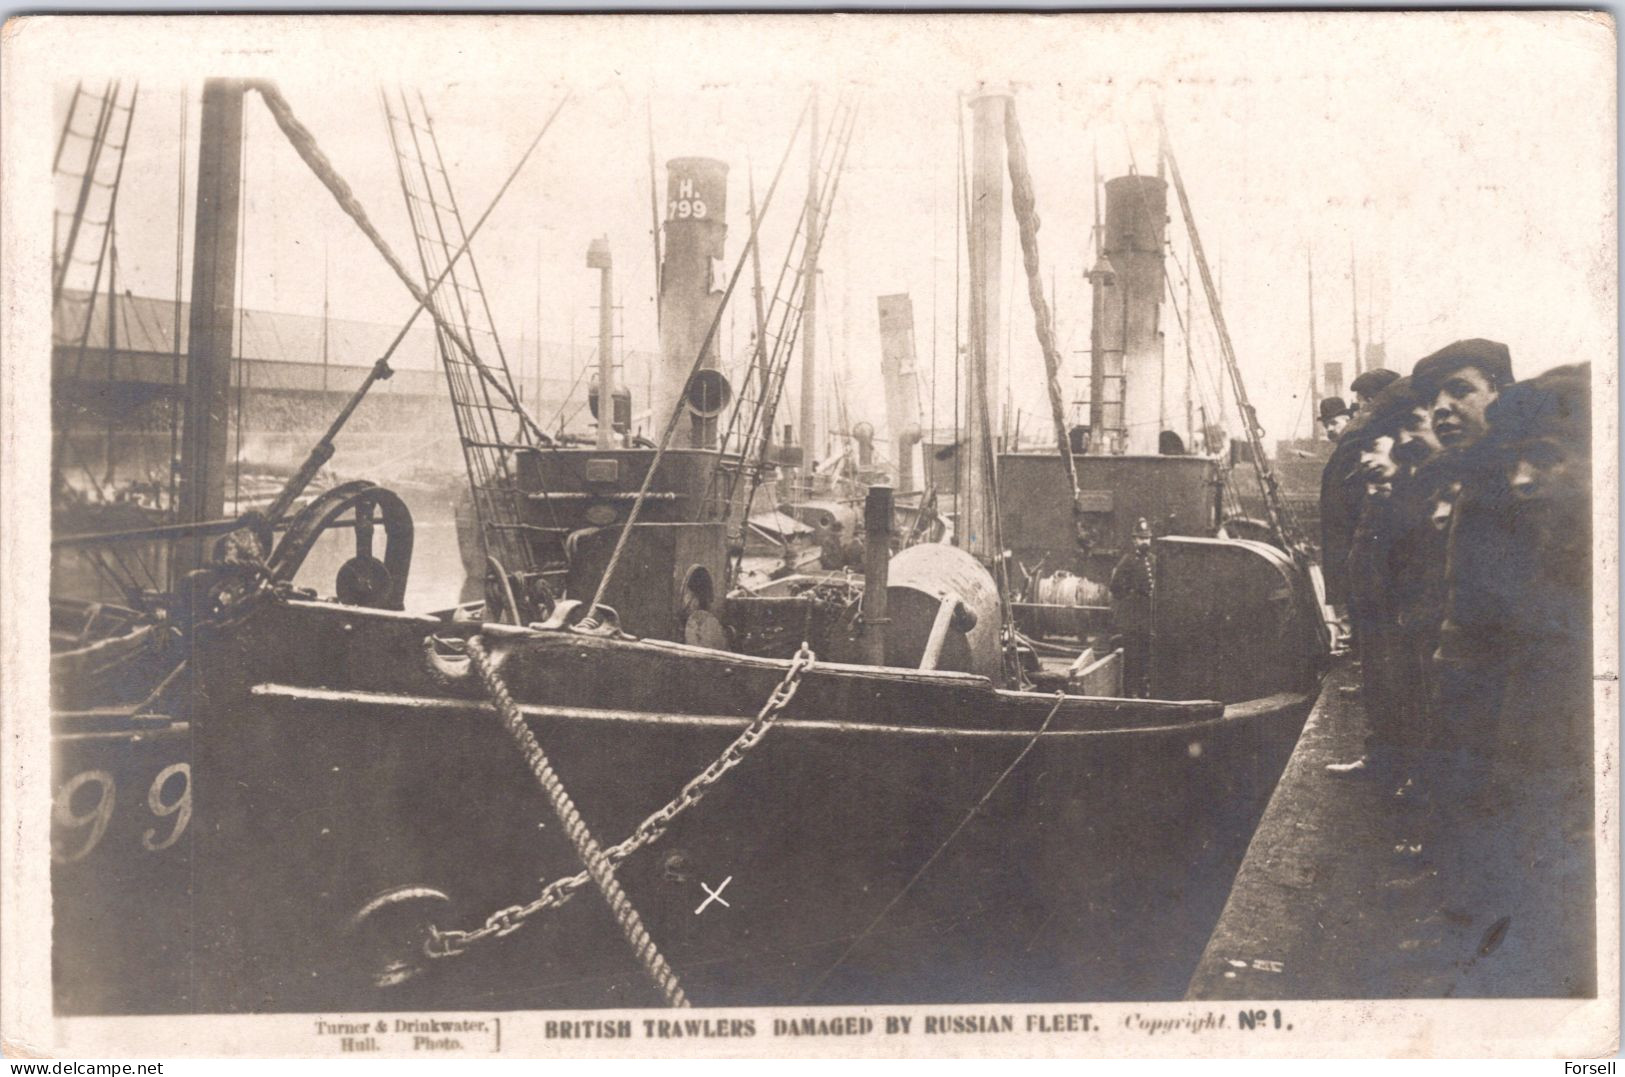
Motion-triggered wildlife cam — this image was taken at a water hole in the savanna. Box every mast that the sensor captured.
[798,89,820,475]
[963,87,1007,560]
[1086,145,1107,450]
[646,97,663,320]
[1350,252,1362,377]
[1184,256,1194,448]
[542,240,549,422]
[169,88,187,528]
[103,227,117,486]
[1307,249,1319,425]
[177,78,245,573]
[1157,145,1167,438]
[746,166,772,460]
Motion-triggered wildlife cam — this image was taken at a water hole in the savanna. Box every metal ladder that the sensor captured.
[52,81,140,506]
[54,82,139,371]
[703,97,858,531]
[381,88,538,576]
[54,81,138,310]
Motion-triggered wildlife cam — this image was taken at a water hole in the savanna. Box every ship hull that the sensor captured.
[168,596,1312,1012]
[51,710,192,1014]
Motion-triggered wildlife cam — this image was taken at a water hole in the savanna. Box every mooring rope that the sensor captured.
[463,634,689,1008]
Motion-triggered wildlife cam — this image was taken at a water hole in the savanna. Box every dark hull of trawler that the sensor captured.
[161,592,1315,1013]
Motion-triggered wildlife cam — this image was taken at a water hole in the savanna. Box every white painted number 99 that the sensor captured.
[52,770,114,864]
[142,763,192,852]
[51,763,193,862]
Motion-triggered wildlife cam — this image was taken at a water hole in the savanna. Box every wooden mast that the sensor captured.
[797,89,820,477]
[176,78,245,573]
[1086,145,1107,450]
[1307,249,1319,424]
[962,87,1006,560]
[1350,252,1362,377]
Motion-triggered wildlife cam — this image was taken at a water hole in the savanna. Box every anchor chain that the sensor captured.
[426,637,816,985]
[459,633,687,1006]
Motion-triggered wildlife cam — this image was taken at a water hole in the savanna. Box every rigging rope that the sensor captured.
[462,634,688,1008]
[725,99,860,585]
[246,81,553,447]
[1001,98,1079,504]
[1157,116,1300,551]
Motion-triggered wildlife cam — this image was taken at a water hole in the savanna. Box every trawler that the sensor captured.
[50,79,1325,1014]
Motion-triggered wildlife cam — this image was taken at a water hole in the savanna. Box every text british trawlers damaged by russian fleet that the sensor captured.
[538,1013,1099,1039]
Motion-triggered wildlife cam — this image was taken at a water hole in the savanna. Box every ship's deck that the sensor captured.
[1187,663,1504,999]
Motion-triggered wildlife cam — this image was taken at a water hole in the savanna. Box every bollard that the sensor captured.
[861,485,894,666]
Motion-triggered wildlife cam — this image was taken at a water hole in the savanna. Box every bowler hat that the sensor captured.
[1319,396,1352,423]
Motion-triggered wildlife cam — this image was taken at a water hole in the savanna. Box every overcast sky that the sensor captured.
[45,12,1616,451]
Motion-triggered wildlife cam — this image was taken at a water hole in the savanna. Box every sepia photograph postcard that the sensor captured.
[0,10,1617,1060]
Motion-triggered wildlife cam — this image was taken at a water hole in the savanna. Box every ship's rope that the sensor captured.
[424,640,815,971]
[795,690,1067,1003]
[462,634,689,1007]
[1002,98,1079,504]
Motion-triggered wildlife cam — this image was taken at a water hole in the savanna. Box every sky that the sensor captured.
[46,12,1617,454]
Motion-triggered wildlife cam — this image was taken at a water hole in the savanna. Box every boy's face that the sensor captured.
[1393,405,1441,466]
[1358,434,1399,484]
[1430,366,1498,450]
[1505,436,1586,503]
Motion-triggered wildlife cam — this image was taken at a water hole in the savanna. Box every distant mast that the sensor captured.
[1307,250,1319,424]
[1086,147,1109,451]
[963,87,1008,560]
[1350,253,1362,377]
[798,90,820,476]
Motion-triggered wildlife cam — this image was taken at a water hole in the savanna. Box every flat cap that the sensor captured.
[1484,362,1590,448]
[1411,339,1515,398]
[1358,375,1423,439]
[1350,368,1400,397]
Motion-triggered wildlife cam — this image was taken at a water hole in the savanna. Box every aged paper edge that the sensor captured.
[0,11,1617,1059]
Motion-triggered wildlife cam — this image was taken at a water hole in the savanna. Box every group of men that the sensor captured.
[1317,340,1593,995]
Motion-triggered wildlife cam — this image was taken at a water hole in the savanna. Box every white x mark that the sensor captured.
[695,876,733,915]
